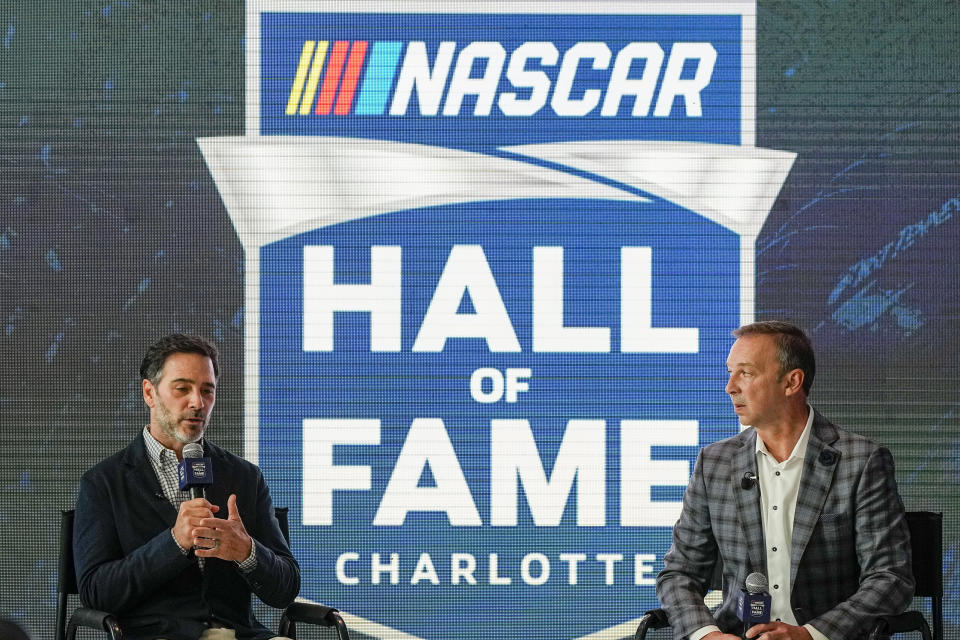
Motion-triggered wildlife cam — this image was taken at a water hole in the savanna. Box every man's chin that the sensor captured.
[174,425,206,444]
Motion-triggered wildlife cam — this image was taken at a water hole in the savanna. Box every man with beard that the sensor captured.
[73,334,300,640]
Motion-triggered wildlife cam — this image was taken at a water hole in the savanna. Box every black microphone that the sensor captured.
[736,572,771,638]
[179,442,214,500]
[740,471,758,490]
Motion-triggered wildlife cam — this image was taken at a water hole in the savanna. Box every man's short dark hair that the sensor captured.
[732,320,815,395]
[139,334,220,384]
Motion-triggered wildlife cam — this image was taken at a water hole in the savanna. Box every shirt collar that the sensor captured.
[143,425,173,465]
[755,403,815,463]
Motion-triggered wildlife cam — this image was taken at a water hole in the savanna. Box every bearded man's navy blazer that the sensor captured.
[74,435,300,640]
[657,410,914,639]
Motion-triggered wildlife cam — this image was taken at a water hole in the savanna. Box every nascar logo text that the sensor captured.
[285,40,717,117]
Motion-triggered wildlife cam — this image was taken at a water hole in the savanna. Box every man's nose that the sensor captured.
[188,390,205,409]
[725,376,737,395]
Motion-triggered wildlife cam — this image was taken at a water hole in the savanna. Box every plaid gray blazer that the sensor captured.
[656,410,914,639]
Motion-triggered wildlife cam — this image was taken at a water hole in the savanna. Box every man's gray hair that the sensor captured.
[139,333,220,384]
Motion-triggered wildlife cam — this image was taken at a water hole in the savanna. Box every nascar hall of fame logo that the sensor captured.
[198,2,796,639]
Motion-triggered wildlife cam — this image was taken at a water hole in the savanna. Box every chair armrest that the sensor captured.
[67,607,124,640]
[280,600,350,640]
[635,608,670,639]
[868,611,932,640]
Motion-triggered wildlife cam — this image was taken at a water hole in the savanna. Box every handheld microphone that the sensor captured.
[179,442,214,500]
[736,572,771,638]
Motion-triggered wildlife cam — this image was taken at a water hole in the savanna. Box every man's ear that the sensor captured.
[142,378,156,408]
[783,369,805,396]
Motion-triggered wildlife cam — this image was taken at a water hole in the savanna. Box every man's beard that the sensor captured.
[154,395,207,445]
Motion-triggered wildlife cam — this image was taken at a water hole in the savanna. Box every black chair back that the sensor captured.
[56,510,78,640]
[906,511,943,639]
[270,507,351,640]
[56,509,126,640]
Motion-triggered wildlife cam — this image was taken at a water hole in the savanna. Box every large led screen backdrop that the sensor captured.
[1,1,958,639]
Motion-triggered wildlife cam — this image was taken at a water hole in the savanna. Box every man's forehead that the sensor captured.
[727,334,777,365]
[158,352,216,380]
[166,375,216,387]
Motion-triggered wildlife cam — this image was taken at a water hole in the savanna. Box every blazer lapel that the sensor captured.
[202,441,234,512]
[731,429,766,575]
[790,411,840,588]
[121,435,179,524]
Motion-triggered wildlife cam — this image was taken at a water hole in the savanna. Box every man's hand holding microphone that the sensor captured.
[172,442,253,562]
[702,573,812,640]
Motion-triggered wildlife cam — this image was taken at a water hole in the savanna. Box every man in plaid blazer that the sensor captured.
[657,321,913,640]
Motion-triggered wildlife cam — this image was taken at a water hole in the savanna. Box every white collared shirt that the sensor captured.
[691,407,829,640]
[754,406,827,640]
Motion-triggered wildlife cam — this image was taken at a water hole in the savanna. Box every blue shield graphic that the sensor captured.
[199,2,796,638]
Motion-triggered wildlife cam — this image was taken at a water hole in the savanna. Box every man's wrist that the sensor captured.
[171,528,190,555]
[236,538,257,572]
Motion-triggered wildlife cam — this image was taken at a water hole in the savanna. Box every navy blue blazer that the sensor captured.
[74,435,300,640]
